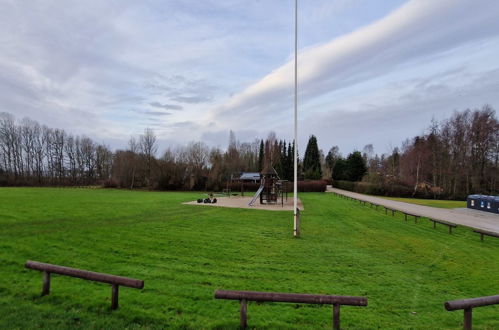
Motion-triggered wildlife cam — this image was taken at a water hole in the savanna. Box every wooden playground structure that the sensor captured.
[248,165,288,207]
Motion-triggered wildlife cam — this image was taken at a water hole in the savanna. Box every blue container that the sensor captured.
[467,194,480,209]
[492,196,499,214]
[467,194,499,214]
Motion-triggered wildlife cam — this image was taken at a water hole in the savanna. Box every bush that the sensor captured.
[333,180,355,191]
[299,180,327,192]
[384,184,413,198]
[286,180,327,192]
[355,182,385,195]
[102,179,118,188]
[156,176,184,191]
[226,182,261,193]
[226,180,327,193]
[333,180,416,198]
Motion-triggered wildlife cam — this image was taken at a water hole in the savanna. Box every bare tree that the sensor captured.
[139,128,158,187]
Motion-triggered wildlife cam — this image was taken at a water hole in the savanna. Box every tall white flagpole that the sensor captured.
[293,0,299,237]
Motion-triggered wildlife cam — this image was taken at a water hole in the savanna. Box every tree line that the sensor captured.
[113,130,313,191]
[0,112,113,186]
[329,105,498,199]
[1,105,497,199]
[0,112,313,190]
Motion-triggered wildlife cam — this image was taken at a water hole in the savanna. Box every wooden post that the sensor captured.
[111,284,119,310]
[480,233,484,241]
[333,304,340,330]
[404,214,407,221]
[294,208,301,238]
[463,308,472,330]
[240,299,247,329]
[42,271,50,296]
[449,226,452,234]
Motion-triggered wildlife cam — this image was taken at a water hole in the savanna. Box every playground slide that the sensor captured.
[249,184,264,206]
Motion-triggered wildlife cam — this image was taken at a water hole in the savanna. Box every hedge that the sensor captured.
[332,180,417,198]
[226,180,327,193]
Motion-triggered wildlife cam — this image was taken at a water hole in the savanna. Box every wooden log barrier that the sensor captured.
[215,290,367,329]
[428,218,457,234]
[445,295,499,330]
[403,213,420,223]
[25,260,144,310]
[473,229,499,242]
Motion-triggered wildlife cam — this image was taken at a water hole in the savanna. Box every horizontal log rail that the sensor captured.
[445,295,499,330]
[25,260,144,309]
[215,290,367,329]
[403,212,420,223]
[384,206,396,216]
[473,229,499,241]
[429,218,457,234]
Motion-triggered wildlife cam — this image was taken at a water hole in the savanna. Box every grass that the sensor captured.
[0,188,498,329]
[380,196,466,209]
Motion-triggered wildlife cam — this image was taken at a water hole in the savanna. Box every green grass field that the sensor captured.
[0,188,497,329]
[380,197,466,209]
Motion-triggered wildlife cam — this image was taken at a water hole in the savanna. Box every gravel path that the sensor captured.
[328,187,499,234]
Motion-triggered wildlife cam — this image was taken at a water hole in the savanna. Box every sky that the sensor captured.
[1,0,499,156]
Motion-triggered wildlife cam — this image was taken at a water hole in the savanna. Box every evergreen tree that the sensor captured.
[346,151,367,181]
[274,140,284,178]
[332,158,348,181]
[303,135,322,180]
[281,142,287,179]
[288,142,295,181]
[258,139,264,171]
[287,142,293,181]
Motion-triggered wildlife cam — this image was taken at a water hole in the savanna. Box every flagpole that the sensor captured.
[293,0,299,237]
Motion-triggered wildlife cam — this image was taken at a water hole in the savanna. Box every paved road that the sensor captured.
[328,187,499,235]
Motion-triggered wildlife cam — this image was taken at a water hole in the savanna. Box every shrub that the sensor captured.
[227,182,261,193]
[226,180,327,194]
[102,179,118,188]
[332,180,355,191]
[333,180,415,198]
[286,180,327,192]
[156,176,184,191]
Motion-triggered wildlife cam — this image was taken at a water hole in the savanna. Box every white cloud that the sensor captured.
[208,0,499,134]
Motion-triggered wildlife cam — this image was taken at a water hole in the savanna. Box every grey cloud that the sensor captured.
[145,75,217,104]
[171,95,213,104]
[165,121,198,129]
[144,111,172,116]
[200,129,263,149]
[149,102,183,110]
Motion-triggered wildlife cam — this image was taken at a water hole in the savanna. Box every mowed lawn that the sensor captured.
[0,188,498,329]
[381,196,466,209]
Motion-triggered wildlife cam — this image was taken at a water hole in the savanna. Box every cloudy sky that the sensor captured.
[1,0,499,155]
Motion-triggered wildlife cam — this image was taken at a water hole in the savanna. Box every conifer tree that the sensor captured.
[288,142,294,181]
[282,142,287,179]
[258,139,264,171]
[274,140,284,178]
[346,151,367,181]
[303,135,322,180]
